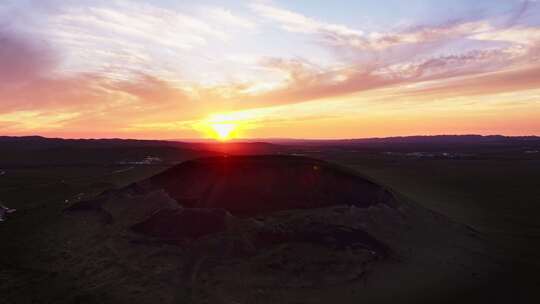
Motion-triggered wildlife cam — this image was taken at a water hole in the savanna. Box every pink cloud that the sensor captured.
[0,29,57,84]
[401,64,540,98]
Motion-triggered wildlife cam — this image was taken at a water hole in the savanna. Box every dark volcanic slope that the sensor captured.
[52,155,501,304]
[146,155,395,215]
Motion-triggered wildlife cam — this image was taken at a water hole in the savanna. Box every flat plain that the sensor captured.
[1,136,539,303]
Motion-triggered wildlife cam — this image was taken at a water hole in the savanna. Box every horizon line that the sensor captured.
[2,133,540,143]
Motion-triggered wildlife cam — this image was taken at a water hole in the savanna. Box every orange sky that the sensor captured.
[1,1,540,139]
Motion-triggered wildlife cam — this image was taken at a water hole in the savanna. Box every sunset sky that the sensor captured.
[1,0,540,139]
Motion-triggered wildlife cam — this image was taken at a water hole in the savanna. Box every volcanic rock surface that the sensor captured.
[131,208,231,239]
[58,155,495,304]
[145,155,397,215]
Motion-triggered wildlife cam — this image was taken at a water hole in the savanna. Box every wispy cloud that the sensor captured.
[251,2,363,37]
[244,2,540,106]
[251,2,493,51]
[204,6,257,29]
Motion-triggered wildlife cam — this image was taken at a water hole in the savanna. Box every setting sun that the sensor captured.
[210,123,236,141]
[192,113,251,141]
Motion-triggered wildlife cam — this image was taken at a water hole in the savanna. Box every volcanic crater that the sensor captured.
[144,155,398,215]
[60,155,489,303]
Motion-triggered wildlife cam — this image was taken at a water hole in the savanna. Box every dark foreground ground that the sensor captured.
[1,135,539,303]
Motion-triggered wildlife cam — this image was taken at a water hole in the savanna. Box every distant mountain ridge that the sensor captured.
[246,135,540,145]
[2,134,540,146]
[1,135,539,164]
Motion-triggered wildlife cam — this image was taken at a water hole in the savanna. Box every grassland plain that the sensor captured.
[1,136,539,303]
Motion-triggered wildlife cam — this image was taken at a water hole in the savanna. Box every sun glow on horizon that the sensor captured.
[193,112,253,141]
[210,123,237,141]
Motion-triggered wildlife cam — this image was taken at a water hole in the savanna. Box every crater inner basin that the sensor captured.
[147,155,395,216]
